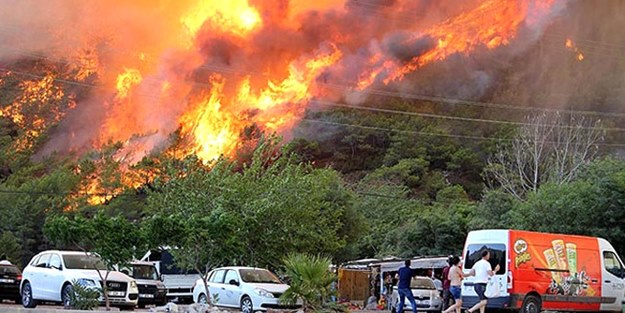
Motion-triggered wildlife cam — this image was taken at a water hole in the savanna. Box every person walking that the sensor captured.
[442,256,464,313]
[441,256,454,310]
[467,250,500,313]
[396,260,417,313]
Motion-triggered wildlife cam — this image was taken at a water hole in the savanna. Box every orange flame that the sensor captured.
[565,38,585,61]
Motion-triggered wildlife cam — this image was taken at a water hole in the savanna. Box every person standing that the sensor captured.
[396,260,417,313]
[442,256,464,313]
[467,250,500,313]
[441,256,453,310]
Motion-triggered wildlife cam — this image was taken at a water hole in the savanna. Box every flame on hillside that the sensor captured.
[0,0,564,167]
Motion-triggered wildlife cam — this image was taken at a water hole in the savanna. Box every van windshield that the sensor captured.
[129,264,160,280]
[464,244,506,275]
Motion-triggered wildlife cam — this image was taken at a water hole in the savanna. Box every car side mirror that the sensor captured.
[160,275,164,282]
[229,279,239,286]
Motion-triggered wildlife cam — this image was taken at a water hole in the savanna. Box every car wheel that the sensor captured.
[241,296,253,313]
[198,293,208,304]
[138,303,146,309]
[119,305,135,311]
[21,281,37,308]
[521,294,541,313]
[62,284,74,309]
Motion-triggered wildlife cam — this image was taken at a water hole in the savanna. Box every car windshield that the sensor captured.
[63,255,108,270]
[129,264,159,280]
[410,278,436,290]
[0,265,19,275]
[239,269,282,284]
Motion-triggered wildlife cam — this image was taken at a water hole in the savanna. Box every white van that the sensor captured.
[461,229,625,313]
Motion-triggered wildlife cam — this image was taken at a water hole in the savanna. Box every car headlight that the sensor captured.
[130,281,137,288]
[254,288,274,298]
[77,279,97,287]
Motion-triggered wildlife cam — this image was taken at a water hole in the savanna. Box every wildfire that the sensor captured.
[565,38,585,61]
[357,0,558,88]
[179,45,342,163]
[181,0,262,37]
[1,0,565,199]
[115,68,143,99]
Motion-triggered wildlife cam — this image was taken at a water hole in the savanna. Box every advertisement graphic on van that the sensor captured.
[511,234,597,298]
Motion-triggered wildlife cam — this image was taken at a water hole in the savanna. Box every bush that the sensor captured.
[280,254,338,312]
[69,280,101,310]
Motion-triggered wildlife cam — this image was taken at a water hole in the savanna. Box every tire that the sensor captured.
[241,296,253,313]
[119,305,135,311]
[138,303,146,309]
[62,284,74,309]
[21,281,37,308]
[520,294,541,313]
[198,293,208,304]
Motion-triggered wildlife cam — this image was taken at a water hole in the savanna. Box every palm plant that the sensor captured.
[280,253,338,312]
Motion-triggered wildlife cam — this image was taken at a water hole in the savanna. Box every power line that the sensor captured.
[302,118,625,148]
[310,100,625,133]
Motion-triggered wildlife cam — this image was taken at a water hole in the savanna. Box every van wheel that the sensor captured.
[21,281,37,308]
[521,295,541,313]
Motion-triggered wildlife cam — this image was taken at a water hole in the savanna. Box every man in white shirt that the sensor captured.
[467,250,500,313]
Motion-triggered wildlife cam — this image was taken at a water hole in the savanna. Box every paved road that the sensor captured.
[0,300,154,312]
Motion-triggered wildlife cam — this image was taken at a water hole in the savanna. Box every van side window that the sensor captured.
[464,244,506,275]
[603,251,624,277]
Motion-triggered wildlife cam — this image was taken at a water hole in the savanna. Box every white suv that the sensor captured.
[20,250,139,310]
[192,267,299,313]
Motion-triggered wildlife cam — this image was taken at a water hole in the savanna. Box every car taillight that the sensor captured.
[17,275,22,281]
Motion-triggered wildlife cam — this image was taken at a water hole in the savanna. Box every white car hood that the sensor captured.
[246,283,290,293]
[66,269,133,282]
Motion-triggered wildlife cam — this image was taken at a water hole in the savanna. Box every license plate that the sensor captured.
[0,278,14,283]
[108,291,125,297]
[139,294,154,298]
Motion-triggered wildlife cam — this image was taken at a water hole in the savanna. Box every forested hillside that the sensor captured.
[2,0,625,269]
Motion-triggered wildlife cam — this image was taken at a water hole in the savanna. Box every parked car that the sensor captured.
[0,263,21,303]
[120,261,167,308]
[192,266,298,313]
[391,276,442,313]
[20,250,139,310]
[141,249,195,303]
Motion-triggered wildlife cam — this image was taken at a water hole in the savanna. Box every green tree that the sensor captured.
[0,231,22,265]
[44,214,146,310]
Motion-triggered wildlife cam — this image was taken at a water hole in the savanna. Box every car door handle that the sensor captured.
[592,279,598,283]
[605,280,612,283]
[221,287,225,290]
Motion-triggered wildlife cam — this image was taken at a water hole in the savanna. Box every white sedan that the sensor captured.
[193,266,297,313]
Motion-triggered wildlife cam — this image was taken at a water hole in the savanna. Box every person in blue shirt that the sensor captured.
[396,260,417,313]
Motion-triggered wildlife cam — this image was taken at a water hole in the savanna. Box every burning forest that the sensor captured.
[2,0,625,203]
[0,0,569,162]
[4,0,625,274]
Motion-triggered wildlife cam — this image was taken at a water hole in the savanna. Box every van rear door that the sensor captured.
[598,239,625,311]
[462,230,509,309]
